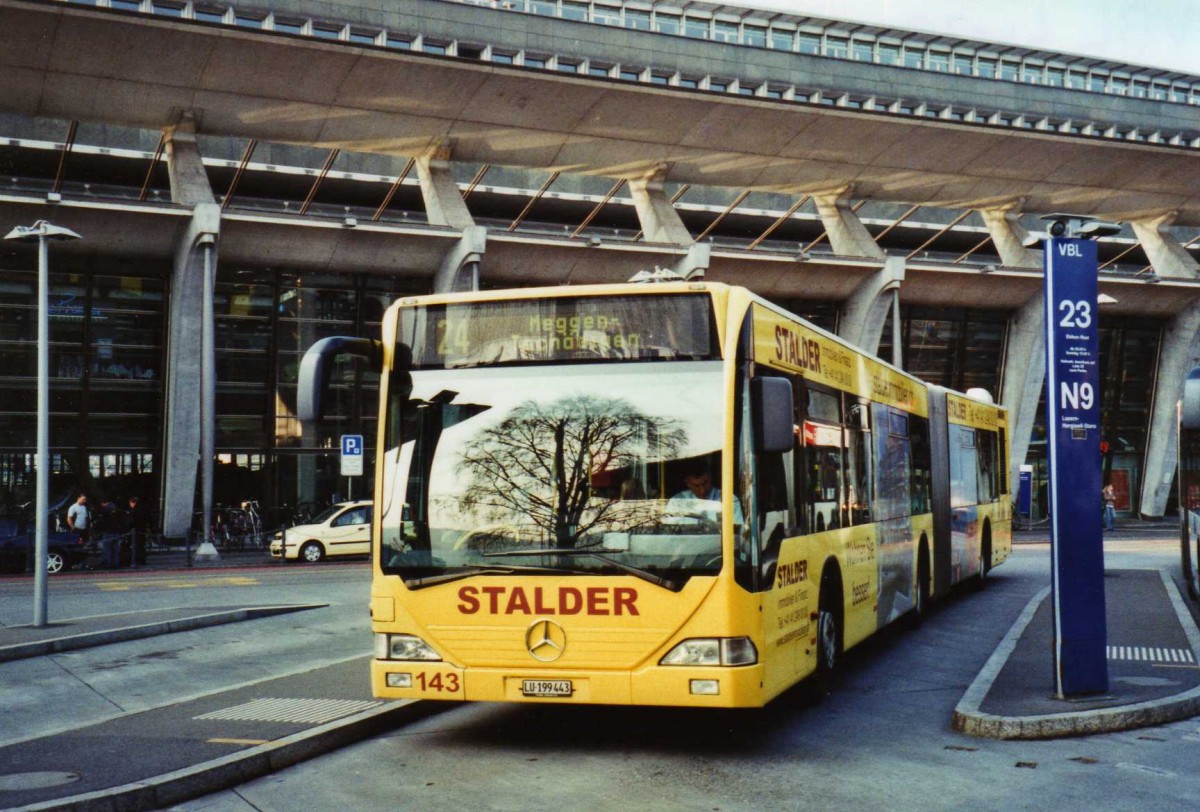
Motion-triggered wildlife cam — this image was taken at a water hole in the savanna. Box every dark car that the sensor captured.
[0,517,91,575]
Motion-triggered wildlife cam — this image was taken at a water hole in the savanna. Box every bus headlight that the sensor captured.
[660,637,758,666]
[374,633,442,661]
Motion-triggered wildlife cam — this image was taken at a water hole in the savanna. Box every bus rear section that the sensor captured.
[928,388,1012,597]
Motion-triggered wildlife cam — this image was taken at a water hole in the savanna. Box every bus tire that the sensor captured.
[976,525,992,589]
[914,537,931,625]
[814,566,843,695]
[300,541,325,563]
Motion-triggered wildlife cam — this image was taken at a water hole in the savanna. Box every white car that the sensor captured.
[271,500,373,562]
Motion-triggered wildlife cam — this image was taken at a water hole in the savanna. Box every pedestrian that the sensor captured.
[93,500,121,569]
[1102,483,1116,531]
[65,493,89,545]
[127,495,148,567]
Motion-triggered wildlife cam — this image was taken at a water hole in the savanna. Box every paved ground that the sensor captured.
[954,567,1200,738]
[0,522,1197,809]
[0,605,323,662]
[0,654,438,810]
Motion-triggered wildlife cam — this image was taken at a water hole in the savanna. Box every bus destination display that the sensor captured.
[400,294,718,368]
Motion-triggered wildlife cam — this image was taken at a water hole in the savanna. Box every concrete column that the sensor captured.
[1129,211,1200,280]
[415,146,475,230]
[628,171,693,246]
[628,169,709,279]
[812,187,885,260]
[161,204,220,539]
[979,203,1041,269]
[433,225,487,293]
[164,114,215,207]
[673,242,710,281]
[838,255,904,354]
[980,202,1045,494]
[160,116,219,540]
[416,145,485,291]
[1001,295,1046,496]
[1140,301,1200,516]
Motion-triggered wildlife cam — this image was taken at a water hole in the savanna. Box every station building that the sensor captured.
[1,0,1199,535]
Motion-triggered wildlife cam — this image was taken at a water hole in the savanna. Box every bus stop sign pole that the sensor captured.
[1043,235,1108,698]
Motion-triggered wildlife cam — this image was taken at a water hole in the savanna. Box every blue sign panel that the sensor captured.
[341,435,363,456]
[1017,467,1033,518]
[1043,237,1108,697]
[340,434,364,477]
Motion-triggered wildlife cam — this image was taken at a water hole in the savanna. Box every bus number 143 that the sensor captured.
[415,672,461,693]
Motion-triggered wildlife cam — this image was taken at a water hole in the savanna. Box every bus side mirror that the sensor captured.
[1183,366,1200,430]
[298,336,383,422]
[753,377,794,454]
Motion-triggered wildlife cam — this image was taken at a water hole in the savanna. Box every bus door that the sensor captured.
[1180,368,1200,602]
[871,403,916,626]
[745,370,800,696]
[927,388,954,598]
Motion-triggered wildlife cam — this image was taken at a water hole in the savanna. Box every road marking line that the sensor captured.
[195,697,381,724]
[1108,645,1195,664]
[207,738,269,745]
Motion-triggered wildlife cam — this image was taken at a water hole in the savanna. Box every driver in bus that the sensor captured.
[666,461,744,525]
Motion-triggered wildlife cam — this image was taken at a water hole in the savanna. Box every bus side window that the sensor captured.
[950,425,979,508]
[798,385,844,533]
[845,400,872,526]
[791,376,809,536]
[872,403,911,522]
[909,415,932,514]
[802,430,843,531]
[997,426,1008,496]
[976,429,997,503]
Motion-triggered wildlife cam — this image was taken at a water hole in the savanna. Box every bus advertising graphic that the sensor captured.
[1043,237,1109,697]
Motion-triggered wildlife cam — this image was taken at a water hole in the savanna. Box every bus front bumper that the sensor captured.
[371,659,766,708]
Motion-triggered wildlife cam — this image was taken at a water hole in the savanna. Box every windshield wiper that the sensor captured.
[403,564,564,589]
[481,548,680,591]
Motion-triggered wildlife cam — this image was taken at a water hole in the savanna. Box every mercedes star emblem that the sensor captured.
[525,619,567,662]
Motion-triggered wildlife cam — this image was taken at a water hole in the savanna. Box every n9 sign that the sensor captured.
[1043,236,1108,698]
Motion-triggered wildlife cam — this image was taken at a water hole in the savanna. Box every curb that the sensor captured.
[18,699,443,812]
[0,604,325,663]
[953,572,1200,739]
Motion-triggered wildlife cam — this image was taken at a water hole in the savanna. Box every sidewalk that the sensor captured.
[0,655,440,811]
[953,568,1200,739]
[1012,517,1180,543]
[0,604,323,662]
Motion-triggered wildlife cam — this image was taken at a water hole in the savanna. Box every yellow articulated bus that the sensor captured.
[299,282,1010,708]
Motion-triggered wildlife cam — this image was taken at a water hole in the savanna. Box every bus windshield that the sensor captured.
[379,362,728,590]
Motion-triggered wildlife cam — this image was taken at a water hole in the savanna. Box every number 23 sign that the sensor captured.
[1043,235,1108,698]
[1045,239,1100,438]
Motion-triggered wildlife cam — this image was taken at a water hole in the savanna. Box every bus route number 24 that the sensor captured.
[415,672,461,693]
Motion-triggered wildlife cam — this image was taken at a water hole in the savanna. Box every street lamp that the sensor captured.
[4,220,81,627]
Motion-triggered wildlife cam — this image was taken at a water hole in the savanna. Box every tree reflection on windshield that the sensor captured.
[381,363,727,584]
[456,394,685,549]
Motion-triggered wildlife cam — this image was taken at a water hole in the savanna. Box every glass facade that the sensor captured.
[0,260,427,530]
[0,253,1178,526]
[877,306,1007,398]
[0,265,166,513]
